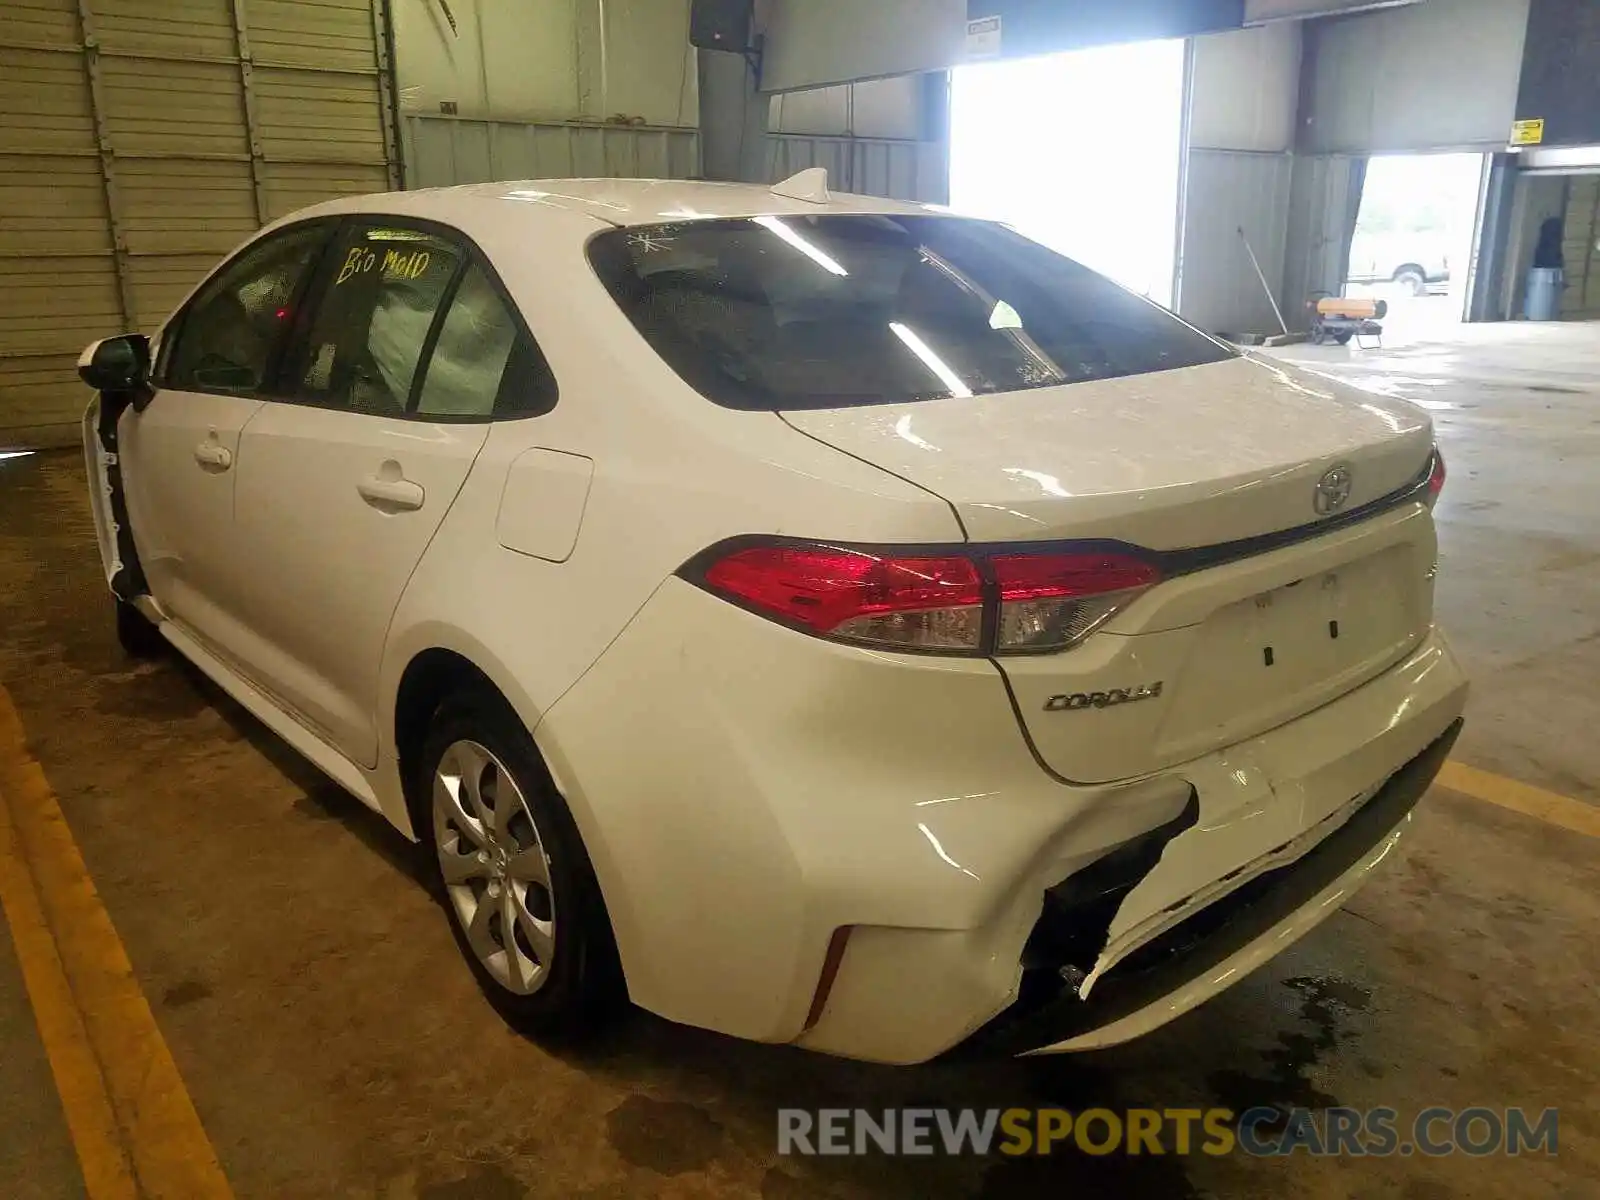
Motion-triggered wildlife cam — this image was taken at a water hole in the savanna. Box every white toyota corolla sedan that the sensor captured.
[79,173,1466,1064]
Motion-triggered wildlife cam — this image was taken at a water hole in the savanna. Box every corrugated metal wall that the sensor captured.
[0,0,398,448]
[1175,23,1299,336]
[768,76,925,141]
[389,2,703,192]
[1559,175,1600,318]
[0,3,115,448]
[392,0,698,126]
[1180,151,1294,335]
[762,134,949,204]
[762,71,946,204]
[401,114,698,187]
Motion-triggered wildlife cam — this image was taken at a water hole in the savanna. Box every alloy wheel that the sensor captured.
[432,739,556,995]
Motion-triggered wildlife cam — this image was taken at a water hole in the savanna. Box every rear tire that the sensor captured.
[1332,331,1354,346]
[417,689,624,1040]
[1393,266,1427,297]
[115,599,164,658]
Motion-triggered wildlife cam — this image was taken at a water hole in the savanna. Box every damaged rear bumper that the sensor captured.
[793,629,1466,1064]
[968,716,1460,1056]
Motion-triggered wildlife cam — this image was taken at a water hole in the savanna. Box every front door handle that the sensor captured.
[357,465,425,511]
[193,442,232,470]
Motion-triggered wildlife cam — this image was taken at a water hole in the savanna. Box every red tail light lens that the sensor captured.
[693,542,1161,655]
[702,545,985,651]
[1426,447,1446,505]
[992,552,1163,652]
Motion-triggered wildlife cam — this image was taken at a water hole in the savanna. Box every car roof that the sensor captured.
[291,177,949,231]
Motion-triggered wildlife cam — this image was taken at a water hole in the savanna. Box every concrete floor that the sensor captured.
[0,321,1597,1198]
[1276,321,1600,803]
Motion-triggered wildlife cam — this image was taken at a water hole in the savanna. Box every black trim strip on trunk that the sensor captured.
[1150,449,1437,577]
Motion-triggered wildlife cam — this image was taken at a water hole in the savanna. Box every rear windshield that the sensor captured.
[587,214,1234,411]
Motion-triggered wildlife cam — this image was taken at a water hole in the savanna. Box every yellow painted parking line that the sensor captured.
[1437,760,1600,839]
[0,794,137,1198]
[0,684,233,1200]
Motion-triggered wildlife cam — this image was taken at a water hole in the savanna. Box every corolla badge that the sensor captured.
[1314,464,1355,515]
[1044,682,1163,712]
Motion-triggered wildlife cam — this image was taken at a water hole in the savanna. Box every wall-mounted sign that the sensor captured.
[1510,118,1546,147]
[965,15,1003,60]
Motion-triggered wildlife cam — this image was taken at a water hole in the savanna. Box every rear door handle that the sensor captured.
[193,442,232,470]
[357,470,425,511]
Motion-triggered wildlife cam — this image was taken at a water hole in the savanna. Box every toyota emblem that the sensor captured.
[1314,464,1354,515]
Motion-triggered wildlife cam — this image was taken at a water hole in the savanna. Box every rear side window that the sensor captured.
[587,215,1234,410]
[292,225,463,414]
[164,223,328,394]
[414,263,557,418]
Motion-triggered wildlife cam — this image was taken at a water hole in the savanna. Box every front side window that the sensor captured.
[292,224,463,414]
[164,223,329,394]
[587,215,1235,411]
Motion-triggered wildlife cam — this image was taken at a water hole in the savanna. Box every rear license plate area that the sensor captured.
[1159,546,1421,750]
[1243,548,1415,683]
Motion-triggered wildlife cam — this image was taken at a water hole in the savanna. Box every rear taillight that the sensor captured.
[702,545,984,651]
[992,552,1163,652]
[690,541,1160,655]
[1426,447,1446,505]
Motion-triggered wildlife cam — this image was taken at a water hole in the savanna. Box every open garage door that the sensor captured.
[0,0,399,449]
[950,37,1187,306]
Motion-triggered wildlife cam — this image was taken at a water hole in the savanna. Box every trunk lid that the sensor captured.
[780,354,1432,549]
[783,353,1440,784]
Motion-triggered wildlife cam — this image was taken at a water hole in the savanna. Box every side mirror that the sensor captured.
[78,334,151,392]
